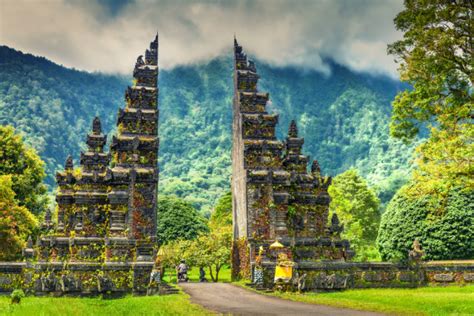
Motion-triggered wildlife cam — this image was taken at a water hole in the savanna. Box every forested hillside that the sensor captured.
[0,46,415,213]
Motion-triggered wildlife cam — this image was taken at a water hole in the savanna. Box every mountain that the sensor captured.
[0,46,415,214]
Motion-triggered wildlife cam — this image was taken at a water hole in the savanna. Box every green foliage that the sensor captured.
[160,226,232,282]
[377,185,474,261]
[0,176,38,261]
[0,294,212,315]
[376,0,474,263]
[157,195,209,244]
[328,169,381,261]
[209,191,232,227]
[0,47,126,188]
[187,226,232,282]
[10,289,25,304]
[0,46,416,212]
[388,0,473,197]
[0,125,48,215]
[270,285,474,316]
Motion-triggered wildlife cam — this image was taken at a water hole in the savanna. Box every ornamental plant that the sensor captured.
[10,289,25,304]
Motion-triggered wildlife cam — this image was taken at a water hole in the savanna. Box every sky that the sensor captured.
[0,0,404,78]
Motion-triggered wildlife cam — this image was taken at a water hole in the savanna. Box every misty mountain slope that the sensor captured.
[0,46,415,213]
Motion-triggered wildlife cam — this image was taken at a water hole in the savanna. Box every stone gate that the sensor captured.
[0,35,472,295]
[0,34,160,295]
[230,38,473,290]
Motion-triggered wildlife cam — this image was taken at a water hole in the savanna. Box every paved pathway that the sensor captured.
[180,283,382,316]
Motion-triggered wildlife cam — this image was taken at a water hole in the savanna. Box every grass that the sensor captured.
[0,292,213,316]
[0,266,233,316]
[237,282,474,315]
[162,265,231,283]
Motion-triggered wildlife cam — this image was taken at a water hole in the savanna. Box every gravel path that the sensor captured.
[180,282,383,316]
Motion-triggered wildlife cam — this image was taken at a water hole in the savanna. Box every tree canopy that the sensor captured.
[0,125,48,215]
[209,191,232,228]
[375,0,474,262]
[0,175,38,260]
[388,0,473,197]
[328,169,381,261]
[157,195,209,244]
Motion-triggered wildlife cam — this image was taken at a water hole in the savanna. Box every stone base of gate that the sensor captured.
[256,260,474,291]
[0,261,171,296]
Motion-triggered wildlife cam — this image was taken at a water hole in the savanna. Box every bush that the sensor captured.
[377,186,474,261]
[10,289,25,304]
[157,195,208,244]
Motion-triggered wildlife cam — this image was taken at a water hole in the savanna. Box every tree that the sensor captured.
[328,169,381,261]
[157,195,209,244]
[388,0,473,197]
[0,175,38,260]
[377,185,473,261]
[210,191,232,227]
[0,125,48,215]
[159,239,194,279]
[159,226,232,282]
[189,226,232,282]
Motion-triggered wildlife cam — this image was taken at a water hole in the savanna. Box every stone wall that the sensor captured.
[259,261,474,290]
[0,261,154,295]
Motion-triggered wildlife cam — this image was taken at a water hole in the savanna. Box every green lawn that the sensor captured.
[0,292,212,316]
[260,285,474,315]
[162,265,231,283]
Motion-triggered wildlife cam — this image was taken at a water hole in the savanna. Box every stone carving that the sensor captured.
[314,272,351,289]
[41,272,58,292]
[329,213,344,237]
[398,271,415,282]
[23,236,35,259]
[59,274,80,292]
[97,275,114,293]
[433,273,454,282]
[408,239,424,263]
[463,273,474,282]
[295,271,307,292]
[363,271,383,282]
[0,276,12,287]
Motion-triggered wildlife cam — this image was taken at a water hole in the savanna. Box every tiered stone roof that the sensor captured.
[39,34,160,264]
[232,38,353,278]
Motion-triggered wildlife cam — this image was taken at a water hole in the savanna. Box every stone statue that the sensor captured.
[329,213,344,237]
[296,272,307,293]
[408,239,424,263]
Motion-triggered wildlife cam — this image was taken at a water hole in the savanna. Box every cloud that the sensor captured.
[0,0,403,77]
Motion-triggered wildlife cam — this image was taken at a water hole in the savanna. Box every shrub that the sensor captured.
[10,289,25,304]
[377,186,474,261]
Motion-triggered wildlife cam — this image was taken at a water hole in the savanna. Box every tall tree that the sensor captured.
[0,125,48,215]
[388,0,473,197]
[157,195,209,244]
[210,191,232,228]
[377,0,474,261]
[0,175,38,260]
[328,169,381,261]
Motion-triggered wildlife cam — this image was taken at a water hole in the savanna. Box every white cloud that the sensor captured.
[0,0,403,77]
